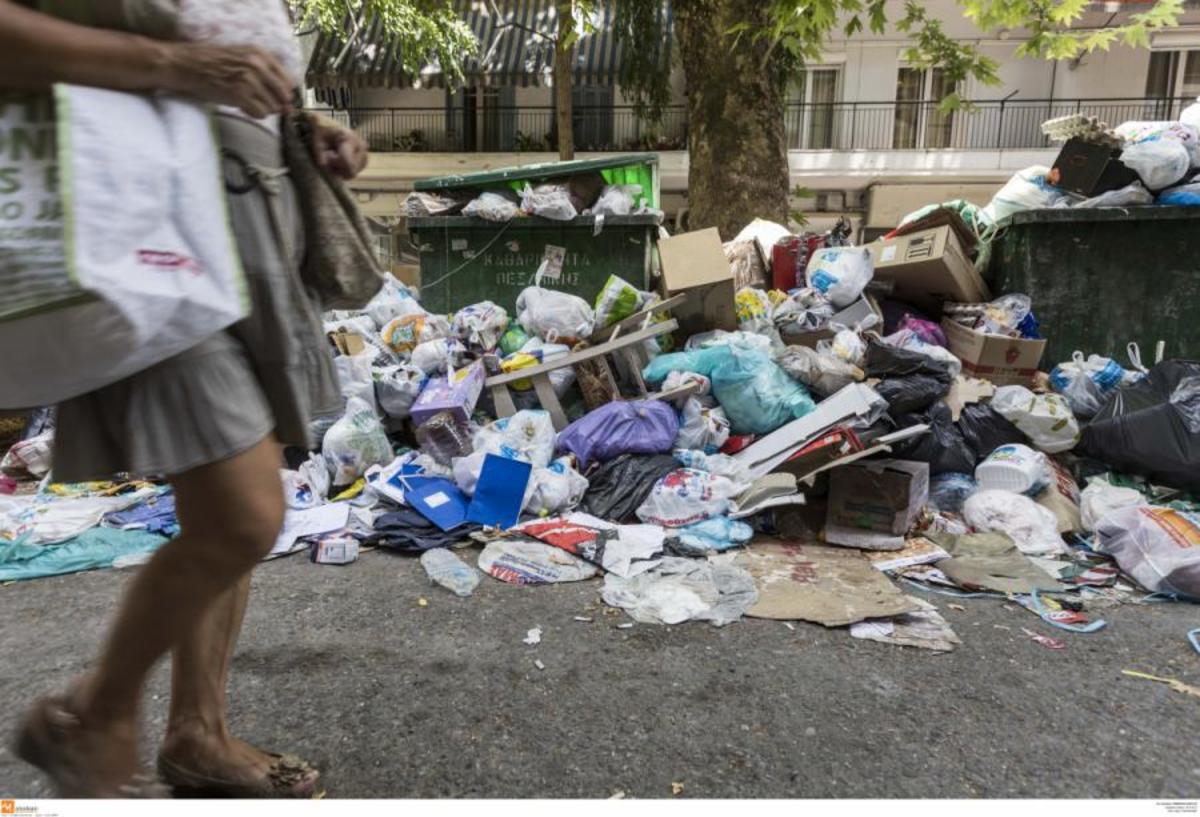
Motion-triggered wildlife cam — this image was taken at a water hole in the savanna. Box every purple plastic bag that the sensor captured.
[898,314,948,348]
[556,400,679,469]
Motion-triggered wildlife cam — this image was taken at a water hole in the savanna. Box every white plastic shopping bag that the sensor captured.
[0,86,246,408]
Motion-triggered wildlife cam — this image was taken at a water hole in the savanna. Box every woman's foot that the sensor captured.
[13,696,147,797]
[158,730,320,798]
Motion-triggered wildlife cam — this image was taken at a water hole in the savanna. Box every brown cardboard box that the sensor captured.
[826,459,929,536]
[329,330,366,356]
[657,228,737,336]
[868,225,989,316]
[941,319,1047,387]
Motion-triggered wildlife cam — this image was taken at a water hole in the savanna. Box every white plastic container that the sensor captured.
[974,444,1050,496]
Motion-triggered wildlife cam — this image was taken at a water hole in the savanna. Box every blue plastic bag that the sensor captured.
[671,516,754,556]
[928,473,979,514]
[643,339,816,435]
[556,400,679,469]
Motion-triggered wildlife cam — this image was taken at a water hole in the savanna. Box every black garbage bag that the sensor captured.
[578,453,679,522]
[958,402,1025,461]
[888,402,976,475]
[1078,360,1200,493]
[864,338,953,414]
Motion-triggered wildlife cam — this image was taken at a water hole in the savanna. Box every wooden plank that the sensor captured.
[490,383,517,418]
[531,373,569,430]
[485,319,678,388]
[646,381,701,405]
[588,293,688,344]
[621,346,648,395]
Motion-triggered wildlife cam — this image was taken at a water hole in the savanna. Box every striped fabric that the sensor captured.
[305,0,672,90]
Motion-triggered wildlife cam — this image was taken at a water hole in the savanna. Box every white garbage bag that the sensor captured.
[321,397,393,486]
[519,183,578,221]
[674,398,731,454]
[962,489,1065,556]
[635,468,742,527]
[471,410,557,468]
[525,458,589,516]
[1119,138,1191,190]
[979,166,1066,225]
[1079,478,1148,532]
[374,363,426,420]
[462,191,521,222]
[1096,505,1200,597]
[515,286,595,345]
[991,385,1080,454]
[805,246,874,308]
[334,351,378,415]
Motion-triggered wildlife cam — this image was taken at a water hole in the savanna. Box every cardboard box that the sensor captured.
[941,319,1047,387]
[657,228,737,336]
[410,360,486,427]
[778,294,882,349]
[826,459,929,537]
[868,225,989,316]
[328,330,366,356]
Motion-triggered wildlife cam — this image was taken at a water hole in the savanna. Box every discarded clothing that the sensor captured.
[103,492,179,537]
[365,508,481,553]
[0,527,167,582]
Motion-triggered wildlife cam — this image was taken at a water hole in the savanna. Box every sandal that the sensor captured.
[13,696,167,798]
[157,751,321,798]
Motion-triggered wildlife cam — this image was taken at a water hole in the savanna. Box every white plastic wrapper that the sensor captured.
[519,183,578,221]
[817,326,867,366]
[471,409,557,468]
[525,457,590,516]
[334,351,378,415]
[775,345,863,396]
[280,452,330,510]
[991,385,1080,454]
[1096,505,1200,597]
[805,246,873,308]
[672,449,751,492]
[601,556,758,626]
[1119,138,1191,190]
[515,286,595,345]
[1079,478,1148,532]
[635,468,742,528]
[477,538,599,585]
[451,301,509,352]
[373,363,426,420]
[979,166,1067,224]
[363,273,425,329]
[883,328,962,378]
[462,191,521,222]
[410,338,468,375]
[674,398,730,454]
[322,397,393,486]
[590,184,640,216]
[1,431,53,477]
[962,489,1065,556]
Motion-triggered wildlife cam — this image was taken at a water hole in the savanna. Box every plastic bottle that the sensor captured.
[419,548,480,597]
[414,411,473,466]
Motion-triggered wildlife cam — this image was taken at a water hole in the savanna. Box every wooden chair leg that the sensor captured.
[491,383,517,418]
[531,373,569,430]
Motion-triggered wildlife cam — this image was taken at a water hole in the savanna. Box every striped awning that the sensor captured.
[305,0,672,91]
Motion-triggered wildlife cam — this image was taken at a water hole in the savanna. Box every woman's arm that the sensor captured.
[0,0,292,118]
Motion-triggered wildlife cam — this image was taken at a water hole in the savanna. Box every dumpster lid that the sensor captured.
[413,153,659,192]
[407,213,664,230]
[1000,204,1200,226]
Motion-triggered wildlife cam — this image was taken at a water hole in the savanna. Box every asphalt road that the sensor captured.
[2,546,1199,799]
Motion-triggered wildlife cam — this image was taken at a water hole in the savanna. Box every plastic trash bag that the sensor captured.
[451,301,509,352]
[991,385,1080,454]
[1,431,53,477]
[928,472,978,514]
[556,400,679,469]
[864,338,953,415]
[1049,352,1130,420]
[1156,181,1200,206]
[374,363,426,420]
[519,182,578,221]
[805,246,874,308]
[380,313,451,356]
[499,324,532,356]
[525,457,589,516]
[673,449,751,492]
[462,190,521,222]
[958,403,1026,462]
[962,489,1065,556]
[322,397,393,486]
[1079,477,1148,532]
[772,288,836,333]
[477,537,599,585]
[515,286,596,345]
[735,287,775,334]
[578,453,679,522]
[362,273,424,330]
[473,410,558,468]
[410,338,468,375]
[643,338,817,436]
[635,468,742,527]
[1115,120,1200,166]
[1182,98,1200,130]
[817,326,867,367]
[775,345,863,397]
[897,315,948,348]
[601,556,758,626]
[883,329,962,378]
[334,351,378,415]
[281,452,330,510]
[1071,181,1154,208]
[973,294,1033,337]
[590,184,640,216]
[674,398,731,454]
[1119,138,1191,190]
[670,516,754,556]
[979,166,1067,224]
[594,274,643,328]
[1096,505,1200,598]
[1078,360,1200,493]
[501,339,576,397]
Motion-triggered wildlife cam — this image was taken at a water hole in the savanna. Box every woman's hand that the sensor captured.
[162,43,293,119]
[305,112,369,180]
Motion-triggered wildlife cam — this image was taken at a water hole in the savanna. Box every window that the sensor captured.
[572,85,615,150]
[1145,50,1200,117]
[892,67,955,149]
[446,87,516,151]
[788,67,841,149]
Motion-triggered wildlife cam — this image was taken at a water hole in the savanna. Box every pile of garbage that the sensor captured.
[4,136,1200,656]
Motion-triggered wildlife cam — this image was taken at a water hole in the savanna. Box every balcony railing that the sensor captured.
[315,97,1196,153]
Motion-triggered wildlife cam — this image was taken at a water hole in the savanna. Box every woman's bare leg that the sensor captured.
[19,437,284,796]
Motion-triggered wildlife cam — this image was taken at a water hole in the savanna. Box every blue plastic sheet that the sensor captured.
[0,527,168,582]
[643,339,816,435]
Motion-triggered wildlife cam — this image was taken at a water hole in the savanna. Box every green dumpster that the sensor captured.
[407,154,661,315]
[985,206,1200,366]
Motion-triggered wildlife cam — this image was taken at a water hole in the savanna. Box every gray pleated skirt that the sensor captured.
[53,113,341,483]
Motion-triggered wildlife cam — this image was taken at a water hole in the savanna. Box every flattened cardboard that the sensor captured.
[868,225,989,316]
[329,330,366,356]
[657,228,737,335]
[941,319,1047,388]
[737,541,920,626]
[927,530,1066,595]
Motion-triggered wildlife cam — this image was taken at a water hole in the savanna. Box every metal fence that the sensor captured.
[315,98,1195,153]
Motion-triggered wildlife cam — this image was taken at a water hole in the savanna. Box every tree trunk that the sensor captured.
[674,0,790,239]
[554,0,576,160]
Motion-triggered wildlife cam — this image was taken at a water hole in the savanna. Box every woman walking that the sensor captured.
[1,0,367,797]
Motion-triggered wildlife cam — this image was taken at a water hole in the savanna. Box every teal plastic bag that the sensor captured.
[0,527,167,582]
[644,338,816,435]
